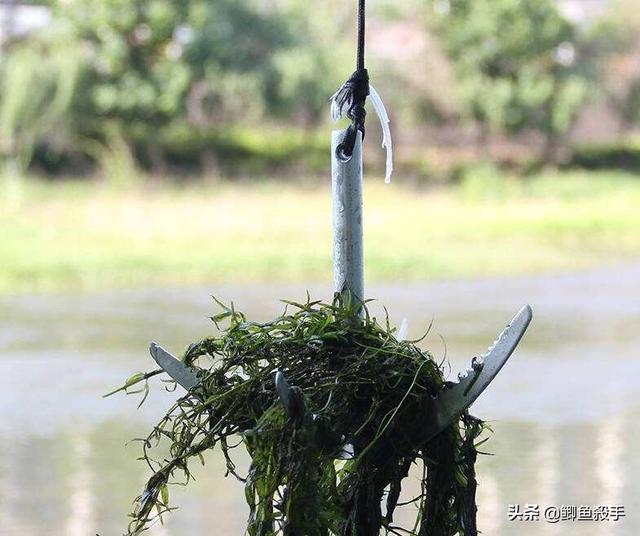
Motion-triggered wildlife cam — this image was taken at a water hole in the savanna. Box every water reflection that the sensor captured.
[595,416,625,536]
[0,265,638,535]
[65,434,94,536]
[1,415,635,535]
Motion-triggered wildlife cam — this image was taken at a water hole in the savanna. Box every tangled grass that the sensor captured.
[112,295,486,536]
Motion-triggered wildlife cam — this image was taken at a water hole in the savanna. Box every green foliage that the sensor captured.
[618,78,640,125]
[270,0,351,124]
[111,296,485,535]
[61,0,289,126]
[0,32,80,202]
[19,0,341,173]
[0,40,79,172]
[569,139,640,171]
[594,0,640,130]
[84,124,141,186]
[132,123,330,174]
[2,0,635,175]
[429,0,595,152]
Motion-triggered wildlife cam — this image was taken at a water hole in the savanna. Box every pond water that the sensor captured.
[0,264,638,535]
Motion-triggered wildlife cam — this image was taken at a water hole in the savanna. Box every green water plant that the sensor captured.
[111,295,486,536]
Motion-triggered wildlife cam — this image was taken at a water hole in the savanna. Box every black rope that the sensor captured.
[357,0,366,71]
[335,0,369,161]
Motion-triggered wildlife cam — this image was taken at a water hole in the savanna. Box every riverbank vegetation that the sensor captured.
[2,168,639,294]
[3,0,640,181]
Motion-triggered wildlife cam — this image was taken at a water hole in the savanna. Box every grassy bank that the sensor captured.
[1,169,639,294]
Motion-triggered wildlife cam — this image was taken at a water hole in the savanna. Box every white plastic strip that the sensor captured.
[397,318,409,341]
[369,84,394,183]
[330,82,351,122]
[329,81,394,183]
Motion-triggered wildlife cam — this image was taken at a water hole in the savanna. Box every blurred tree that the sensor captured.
[596,0,640,135]
[612,78,640,133]
[58,0,293,172]
[0,37,79,200]
[429,0,597,162]
[269,0,351,126]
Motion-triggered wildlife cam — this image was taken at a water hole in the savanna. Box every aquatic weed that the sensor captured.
[112,294,486,536]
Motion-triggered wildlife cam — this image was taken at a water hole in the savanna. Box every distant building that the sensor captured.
[0,2,50,44]
[555,0,610,25]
